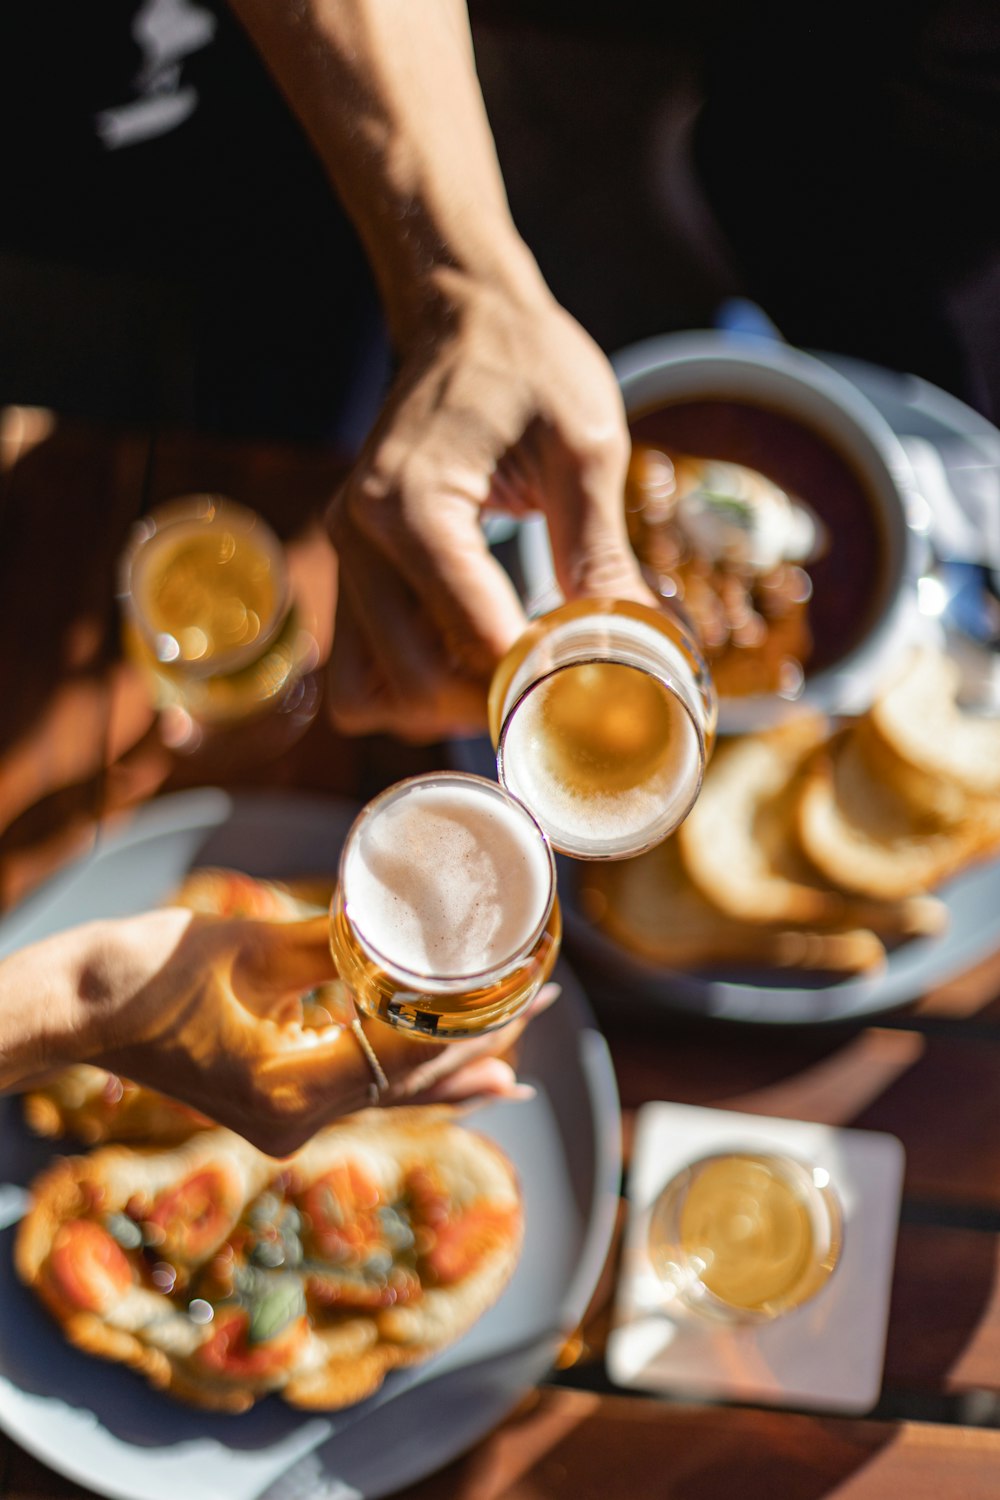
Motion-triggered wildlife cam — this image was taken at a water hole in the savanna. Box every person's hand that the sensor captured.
[326,274,653,742]
[5,910,551,1155]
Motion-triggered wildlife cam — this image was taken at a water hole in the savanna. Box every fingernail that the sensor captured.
[508,1083,537,1101]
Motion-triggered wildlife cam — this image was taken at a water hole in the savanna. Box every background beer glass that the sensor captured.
[119,495,319,754]
[329,771,561,1039]
[488,598,717,860]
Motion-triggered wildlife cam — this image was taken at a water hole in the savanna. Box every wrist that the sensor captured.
[389,237,552,354]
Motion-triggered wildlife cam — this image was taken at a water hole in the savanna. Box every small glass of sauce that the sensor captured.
[647,1151,843,1324]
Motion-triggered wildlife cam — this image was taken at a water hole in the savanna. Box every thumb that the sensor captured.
[235,915,338,1002]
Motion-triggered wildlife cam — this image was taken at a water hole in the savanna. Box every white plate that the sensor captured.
[0,789,621,1500]
[815,350,1000,462]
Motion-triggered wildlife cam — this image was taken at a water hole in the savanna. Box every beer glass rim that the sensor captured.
[118,494,292,679]
[336,770,558,990]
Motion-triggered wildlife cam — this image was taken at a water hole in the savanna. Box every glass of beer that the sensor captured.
[329,771,561,1039]
[646,1150,843,1324]
[488,597,717,860]
[118,495,319,753]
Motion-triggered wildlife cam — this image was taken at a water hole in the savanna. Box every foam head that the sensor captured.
[499,660,703,857]
[342,774,554,980]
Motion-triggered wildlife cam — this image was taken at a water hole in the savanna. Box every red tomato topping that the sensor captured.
[300,1161,382,1263]
[145,1167,239,1263]
[404,1167,450,1229]
[47,1219,133,1313]
[403,1167,517,1285]
[196,1307,306,1381]
[422,1206,517,1285]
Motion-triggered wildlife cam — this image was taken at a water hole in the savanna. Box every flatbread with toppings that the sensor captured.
[16,1109,523,1413]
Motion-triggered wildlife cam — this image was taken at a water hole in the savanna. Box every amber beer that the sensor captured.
[488,598,717,860]
[329,772,561,1039]
[119,496,317,746]
[647,1152,843,1323]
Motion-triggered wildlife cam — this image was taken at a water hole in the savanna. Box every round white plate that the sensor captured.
[0,789,621,1500]
[815,350,1000,461]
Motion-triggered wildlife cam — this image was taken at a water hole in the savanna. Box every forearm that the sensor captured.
[227,0,548,345]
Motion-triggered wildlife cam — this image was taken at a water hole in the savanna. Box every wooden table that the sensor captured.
[3,409,1000,1498]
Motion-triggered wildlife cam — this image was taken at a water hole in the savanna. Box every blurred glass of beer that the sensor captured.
[488,598,716,860]
[118,495,319,752]
[329,772,560,1038]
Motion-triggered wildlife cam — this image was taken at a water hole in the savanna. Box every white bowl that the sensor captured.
[611,330,930,730]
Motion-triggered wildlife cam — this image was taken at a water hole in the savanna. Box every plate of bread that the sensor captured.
[569,646,1000,1023]
[0,795,620,1500]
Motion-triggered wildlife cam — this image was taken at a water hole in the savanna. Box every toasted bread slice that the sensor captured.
[577,835,886,974]
[869,647,1000,798]
[796,726,1000,900]
[676,716,946,938]
[850,715,973,828]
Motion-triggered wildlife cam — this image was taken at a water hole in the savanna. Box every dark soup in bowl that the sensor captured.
[627,398,890,701]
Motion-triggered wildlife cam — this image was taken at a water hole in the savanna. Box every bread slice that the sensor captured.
[675,715,946,938]
[576,835,887,974]
[796,726,1000,900]
[869,647,1000,798]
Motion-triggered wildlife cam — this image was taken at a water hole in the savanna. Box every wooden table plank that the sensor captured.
[912,948,1000,1023]
[607,1023,923,1132]
[850,1038,1000,1208]
[571,1211,1000,1402]
[0,411,150,905]
[394,1390,1000,1500]
[606,1021,1000,1210]
[886,1225,1000,1394]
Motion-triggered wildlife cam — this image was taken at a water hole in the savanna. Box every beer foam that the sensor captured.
[501,669,703,854]
[343,780,552,978]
